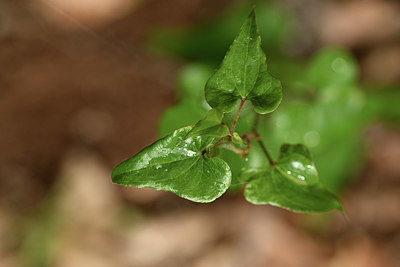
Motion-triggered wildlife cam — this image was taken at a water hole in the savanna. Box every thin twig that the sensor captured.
[254,131,275,166]
[252,113,260,132]
[252,114,275,166]
[214,136,226,148]
[230,99,246,136]
[228,143,246,156]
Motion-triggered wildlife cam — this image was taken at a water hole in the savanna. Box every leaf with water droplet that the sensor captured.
[111,127,231,203]
[240,144,343,212]
[205,9,282,114]
[185,108,229,139]
[277,144,318,185]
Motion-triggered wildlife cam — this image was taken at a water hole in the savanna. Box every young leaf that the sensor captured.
[232,132,244,144]
[241,144,342,212]
[205,9,282,114]
[186,109,229,139]
[112,127,231,203]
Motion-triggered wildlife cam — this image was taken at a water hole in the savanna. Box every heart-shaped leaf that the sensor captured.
[241,144,343,212]
[205,9,282,114]
[111,127,231,203]
[186,109,229,139]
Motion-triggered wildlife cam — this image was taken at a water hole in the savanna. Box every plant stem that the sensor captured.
[254,132,275,166]
[252,113,260,132]
[230,99,246,136]
[252,114,275,166]
[214,137,227,147]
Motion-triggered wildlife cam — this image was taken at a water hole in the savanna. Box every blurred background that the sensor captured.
[1,0,400,266]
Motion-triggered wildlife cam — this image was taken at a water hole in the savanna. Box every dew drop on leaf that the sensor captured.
[297,175,305,181]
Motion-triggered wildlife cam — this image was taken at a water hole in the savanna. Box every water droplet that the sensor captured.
[156,165,162,169]
[297,175,305,181]
[291,161,305,170]
[244,158,249,162]
[183,148,196,157]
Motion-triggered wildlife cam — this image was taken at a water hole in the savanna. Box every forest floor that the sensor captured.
[1,0,400,266]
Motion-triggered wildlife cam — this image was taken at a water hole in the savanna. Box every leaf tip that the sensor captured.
[336,202,345,213]
[249,7,256,19]
[110,164,124,185]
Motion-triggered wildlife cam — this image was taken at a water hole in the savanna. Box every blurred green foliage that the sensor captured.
[148,2,293,63]
[259,48,366,192]
[154,1,400,193]
[20,191,60,267]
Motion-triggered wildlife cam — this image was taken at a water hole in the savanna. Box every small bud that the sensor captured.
[232,132,243,144]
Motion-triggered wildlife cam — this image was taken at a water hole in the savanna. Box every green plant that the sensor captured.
[111,10,343,213]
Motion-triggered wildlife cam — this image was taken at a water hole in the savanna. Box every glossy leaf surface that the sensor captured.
[186,109,229,139]
[205,10,282,114]
[242,144,342,212]
[112,127,231,203]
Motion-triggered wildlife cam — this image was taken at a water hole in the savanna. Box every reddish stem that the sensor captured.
[230,99,246,136]
[254,132,275,166]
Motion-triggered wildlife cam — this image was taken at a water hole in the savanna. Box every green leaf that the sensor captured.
[205,144,220,158]
[242,144,342,212]
[205,9,282,114]
[277,144,318,185]
[112,127,231,203]
[238,167,265,183]
[186,109,230,139]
